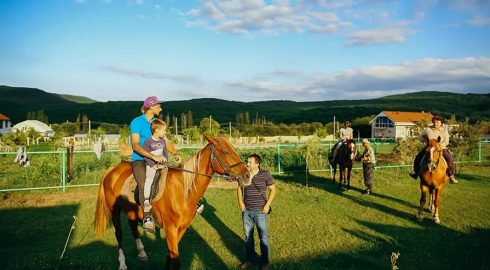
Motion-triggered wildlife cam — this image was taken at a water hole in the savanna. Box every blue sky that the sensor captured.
[1,0,489,102]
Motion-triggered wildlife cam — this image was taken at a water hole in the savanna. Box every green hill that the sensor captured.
[0,85,489,126]
[57,94,97,104]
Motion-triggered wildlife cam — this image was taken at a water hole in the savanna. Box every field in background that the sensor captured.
[1,141,489,192]
[1,164,489,269]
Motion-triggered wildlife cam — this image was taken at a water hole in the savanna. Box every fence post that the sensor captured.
[479,140,482,163]
[61,149,66,192]
[277,144,282,174]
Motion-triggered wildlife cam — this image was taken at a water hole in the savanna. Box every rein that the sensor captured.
[164,144,244,182]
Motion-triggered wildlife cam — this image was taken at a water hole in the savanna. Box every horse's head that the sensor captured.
[425,137,442,173]
[345,139,358,163]
[204,134,252,187]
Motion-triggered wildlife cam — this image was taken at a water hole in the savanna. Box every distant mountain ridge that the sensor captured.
[0,85,489,125]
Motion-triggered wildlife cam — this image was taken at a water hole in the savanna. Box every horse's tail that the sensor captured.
[93,166,113,237]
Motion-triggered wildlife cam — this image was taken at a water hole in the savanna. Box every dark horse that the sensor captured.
[416,137,448,224]
[329,139,358,190]
[94,135,252,270]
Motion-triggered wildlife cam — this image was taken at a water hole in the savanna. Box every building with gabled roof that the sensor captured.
[370,111,434,139]
[0,113,12,135]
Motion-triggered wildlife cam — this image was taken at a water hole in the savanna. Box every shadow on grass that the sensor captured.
[276,172,416,210]
[0,202,232,270]
[198,199,244,261]
[267,221,490,270]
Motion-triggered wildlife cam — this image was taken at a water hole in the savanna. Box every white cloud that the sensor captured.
[134,14,148,20]
[185,0,348,35]
[347,25,415,46]
[224,57,490,101]
[446,0,490,11]
[468,16,490,27]
[105,66,202,84]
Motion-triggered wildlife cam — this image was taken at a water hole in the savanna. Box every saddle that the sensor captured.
[120,167,168,206]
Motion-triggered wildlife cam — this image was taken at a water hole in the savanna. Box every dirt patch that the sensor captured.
[0,189,97,208]
[0,179,237,209]
[209,179,238,189]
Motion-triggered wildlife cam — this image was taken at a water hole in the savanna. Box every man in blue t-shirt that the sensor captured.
[236,154,277,270]
[130,96,181,233]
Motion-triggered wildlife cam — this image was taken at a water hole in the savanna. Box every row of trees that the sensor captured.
[15,109,490,148]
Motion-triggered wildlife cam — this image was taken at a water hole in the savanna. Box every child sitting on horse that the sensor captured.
[331,121,353,162]
[409,115,458,184]
[141,119,170,231]
[129,96,182,233]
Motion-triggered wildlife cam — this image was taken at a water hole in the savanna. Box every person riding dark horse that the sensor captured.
[330,121,353,163]
[409,115,458,184]
[329,139,358,190]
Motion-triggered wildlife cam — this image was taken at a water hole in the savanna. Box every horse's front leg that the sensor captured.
[433,188,443,224]
[127,210,148,261]
[417,185,429,221]
[338,167,343,189]
[346,167,351,190]
[165,227,181,270]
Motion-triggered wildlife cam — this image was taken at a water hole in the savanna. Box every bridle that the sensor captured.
[427,144,442,173]
[166,143,245,181]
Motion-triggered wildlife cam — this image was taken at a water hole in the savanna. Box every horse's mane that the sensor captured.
[180,147,202,199]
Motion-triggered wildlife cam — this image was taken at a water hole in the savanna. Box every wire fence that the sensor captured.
[1,140,489,193]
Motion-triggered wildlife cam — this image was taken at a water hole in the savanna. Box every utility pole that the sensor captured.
[175,117,178,135]
[209,115,212,133]
[333,116,336,141]
[229,121,232,137]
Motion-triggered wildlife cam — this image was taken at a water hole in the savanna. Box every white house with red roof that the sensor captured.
[0,113,12,135]
[370,111,434,139]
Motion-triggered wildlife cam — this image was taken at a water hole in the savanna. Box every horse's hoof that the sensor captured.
[434,217,440,224]
[416,213,424,221]
[138,255,148,261]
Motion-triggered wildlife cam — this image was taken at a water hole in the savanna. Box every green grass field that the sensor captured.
[1,164,489,270]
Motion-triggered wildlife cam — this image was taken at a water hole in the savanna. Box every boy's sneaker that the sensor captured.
[143,200,152,212]
[449,175,458,184]
[197,203,204,214]
[408,171,418,179]
[143,215,155,233]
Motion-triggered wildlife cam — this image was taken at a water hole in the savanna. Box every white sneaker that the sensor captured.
[143,200,152,212]
[196,204,204,214]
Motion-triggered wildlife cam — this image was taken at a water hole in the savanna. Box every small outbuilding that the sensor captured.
[0,113,12,135]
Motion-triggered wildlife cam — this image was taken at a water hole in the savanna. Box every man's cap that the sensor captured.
[362,138,370,144]
[143,96,162,109]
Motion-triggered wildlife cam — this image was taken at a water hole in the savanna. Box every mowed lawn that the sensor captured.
[1,164,489,270]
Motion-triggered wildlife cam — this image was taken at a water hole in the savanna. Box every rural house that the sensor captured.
[0,113,12,135]
[370,111,433,139]
[12,120,54,138]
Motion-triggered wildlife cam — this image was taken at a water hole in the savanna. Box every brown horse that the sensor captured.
[94,135,252,270]
[416,137,448,224]
[329,139,358,190]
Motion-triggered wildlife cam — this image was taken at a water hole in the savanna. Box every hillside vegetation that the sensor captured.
[1,85,489,125]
